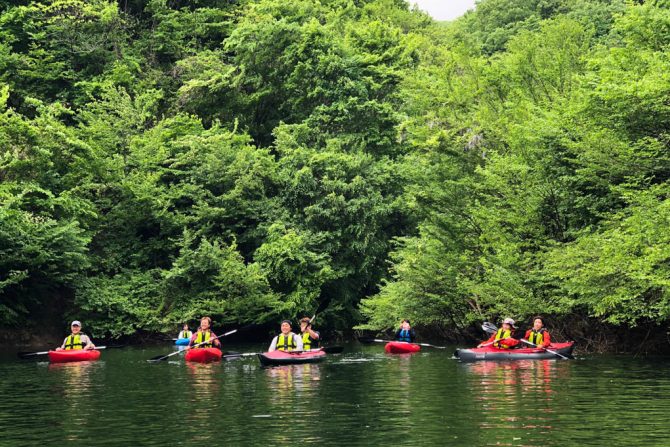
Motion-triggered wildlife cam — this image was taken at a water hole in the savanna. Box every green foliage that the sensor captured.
[2,0,669,345]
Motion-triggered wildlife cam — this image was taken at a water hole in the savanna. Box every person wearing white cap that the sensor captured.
[55,320,96,351]
[478,317,519,349]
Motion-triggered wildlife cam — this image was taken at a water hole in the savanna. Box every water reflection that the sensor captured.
[263,363,322,398]
[463,360,565,444]
[184,362,221,442]
[47,361,99,443]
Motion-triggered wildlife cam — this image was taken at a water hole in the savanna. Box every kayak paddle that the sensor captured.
[520,338,571,360]
[319,345,343,354]
[147,329,237,362]
[18,345,125,359]
[357,337,447,349]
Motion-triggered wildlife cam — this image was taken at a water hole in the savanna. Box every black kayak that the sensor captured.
[454,342,575,361]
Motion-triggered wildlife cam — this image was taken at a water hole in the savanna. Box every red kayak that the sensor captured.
[48,349,101,363]
[385,341,421,354]
[454,342,575,361]
[258,350,326,366]
[185,347,222,363]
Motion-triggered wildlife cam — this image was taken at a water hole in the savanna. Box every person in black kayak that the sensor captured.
[395,319,416,343]
[299,317,320,350]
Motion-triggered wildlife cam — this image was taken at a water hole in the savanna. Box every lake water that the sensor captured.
[1,343,669,446]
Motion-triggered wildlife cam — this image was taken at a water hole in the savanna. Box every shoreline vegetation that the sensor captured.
[2,0,670,354]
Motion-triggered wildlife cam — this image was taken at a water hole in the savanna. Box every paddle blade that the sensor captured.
[481,322,498,334]
[320,346,343,354]
[357,336,377,344]
[147,354,172,362]
[17,350,49,359]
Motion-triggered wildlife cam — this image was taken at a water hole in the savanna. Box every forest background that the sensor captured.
[2,0,670,353]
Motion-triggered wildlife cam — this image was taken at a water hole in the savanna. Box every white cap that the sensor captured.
[502,318,516,328]
[71,320,82,327]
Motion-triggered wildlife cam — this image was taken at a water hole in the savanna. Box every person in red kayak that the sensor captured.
[524,316,551,348]
[395,319,416,343]
[478,318,519,349]
[188,316,221,349]
[269,320,303,352]
[56,320,96,351]
[299,317,320,350]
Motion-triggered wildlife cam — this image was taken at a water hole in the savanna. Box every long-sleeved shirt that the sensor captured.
[482,330,519,349]
[178,330,193,339]
[268,332,303,352]
[524,329,551,348]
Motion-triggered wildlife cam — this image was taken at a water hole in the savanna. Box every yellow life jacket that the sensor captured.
[277,333,297,352]
[528,329,546,346]
[194,330,212,348]
[179,330,191,339]
[494,328,512,348]
[65,334,85,350]
[302,331,314,350]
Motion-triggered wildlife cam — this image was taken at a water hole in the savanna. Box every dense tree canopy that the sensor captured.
[1,0,669,349]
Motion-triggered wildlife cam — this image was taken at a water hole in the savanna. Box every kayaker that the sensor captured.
[524,316,551,348]
[55,320,96,351]
[178,324,192,339]
[269,320,303,352]
[478,318,519,349]
[394,319,416,343]
[188,317,221,349]
[299,317,320,350]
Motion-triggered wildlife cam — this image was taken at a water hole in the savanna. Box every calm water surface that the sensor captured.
[1,343,669,446]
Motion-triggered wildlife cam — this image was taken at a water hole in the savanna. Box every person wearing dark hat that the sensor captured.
[299,317,320,350]
[55,321,96,351]
[523,316,551,348]
[478,317,519,349]
[268,320,303,352]
[394,319,416,343]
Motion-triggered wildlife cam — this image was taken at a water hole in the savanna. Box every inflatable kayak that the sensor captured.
[385,341,421,354]
[185,347,222,363]
[174,338,190,346]
[48,349,101,363]
[454,342,575,361]
[258,350,326,366]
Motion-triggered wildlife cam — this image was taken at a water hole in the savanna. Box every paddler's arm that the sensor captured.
[307,327,319,340]
[210,332,221,347]
[268,336,278,352]
[82,335,96,350]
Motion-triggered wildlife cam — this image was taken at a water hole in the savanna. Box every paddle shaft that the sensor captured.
[520,339,569,359]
